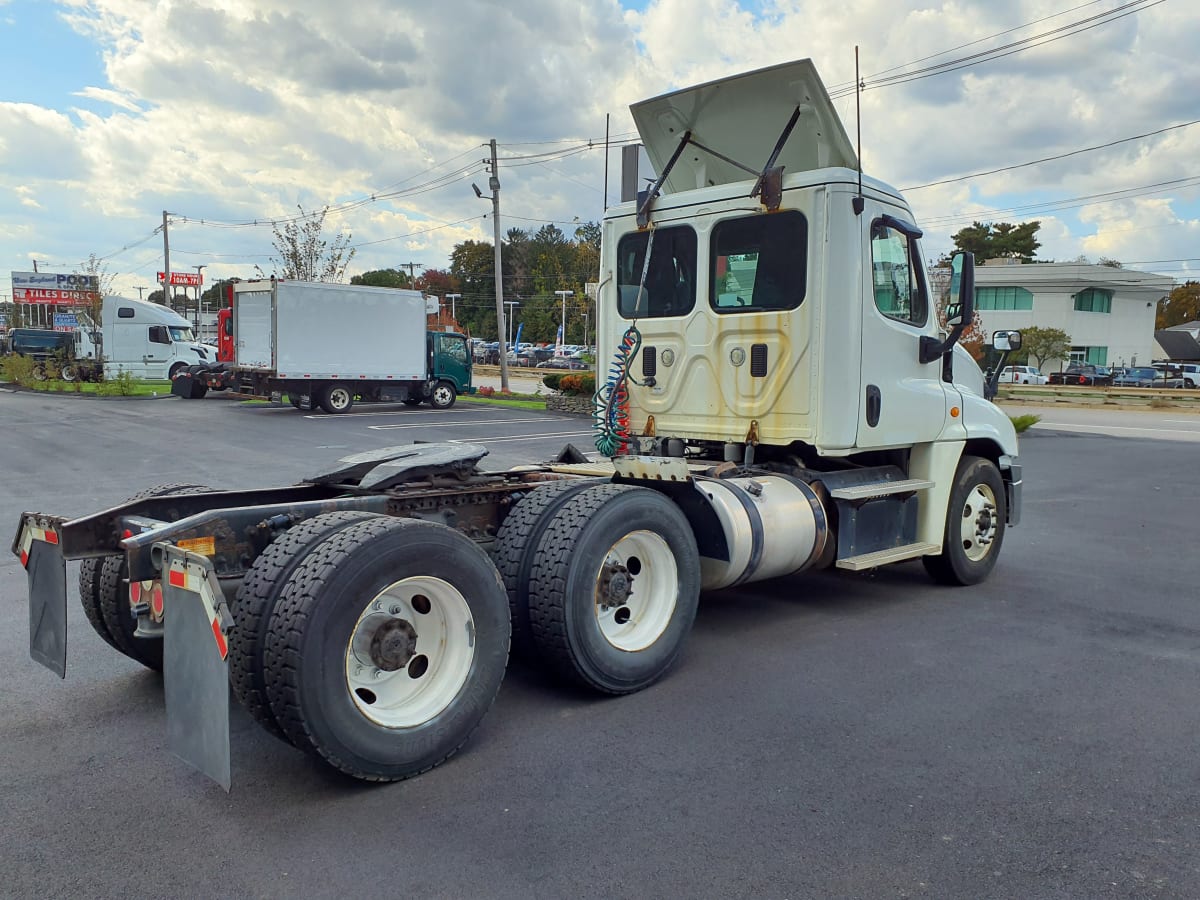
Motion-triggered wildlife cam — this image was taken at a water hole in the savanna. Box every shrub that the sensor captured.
[1009,414,1040,433]
[96,369,136,396]
[477,385,495,397]
[541,373,564,391]
[558,373,596,396]
[1,354,38,387]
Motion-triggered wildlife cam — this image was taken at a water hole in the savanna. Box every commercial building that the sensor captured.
[971,261,1174,372]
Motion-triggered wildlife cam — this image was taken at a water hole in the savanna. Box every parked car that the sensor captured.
[1048,365,1113,386]
[999,365,1048,385]
[513,347,555,367]
[1111,367,1159,387]
[1154,362,1200,389]
[536,357,589,370]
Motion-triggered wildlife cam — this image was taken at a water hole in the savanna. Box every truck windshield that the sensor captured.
[168,326,195,342]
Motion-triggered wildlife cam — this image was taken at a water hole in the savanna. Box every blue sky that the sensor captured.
[1,0,1198,301]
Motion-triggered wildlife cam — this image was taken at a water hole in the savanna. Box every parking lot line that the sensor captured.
[367,416,570,431]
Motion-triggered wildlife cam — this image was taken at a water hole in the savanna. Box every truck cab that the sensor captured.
[76,297,211,379]
[596,58,1020,576]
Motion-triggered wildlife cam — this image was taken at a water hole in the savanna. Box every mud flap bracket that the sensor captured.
[157,543,233,791]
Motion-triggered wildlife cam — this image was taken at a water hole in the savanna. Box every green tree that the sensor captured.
[1156,281,1200,330]
[351,268,411,289]
[1018,326,1071,369]
[951,221,1041,263]
[258,205,355,282]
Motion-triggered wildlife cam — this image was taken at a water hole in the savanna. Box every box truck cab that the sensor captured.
[77,297,211,379]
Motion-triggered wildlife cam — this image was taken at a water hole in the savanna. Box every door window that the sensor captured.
[438,335,468,365]
[148,325,170,344]
[869,221,928,326]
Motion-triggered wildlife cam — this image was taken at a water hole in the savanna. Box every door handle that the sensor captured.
[865,384,882,427]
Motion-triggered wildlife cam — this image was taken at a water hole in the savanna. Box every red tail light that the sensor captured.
[1078,376,1086,384]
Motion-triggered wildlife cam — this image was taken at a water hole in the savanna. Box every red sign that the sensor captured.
[157,271,203,286]
[13,288,100,305]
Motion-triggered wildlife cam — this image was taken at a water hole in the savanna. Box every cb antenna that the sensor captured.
[853,45,865,216]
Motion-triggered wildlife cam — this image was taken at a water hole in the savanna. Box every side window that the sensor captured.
[870,221,927,326]
[616,226,697,319]
[710,211,807,313]
[117,307,135,318]
[148,325,170,345]
[439,335,468,365]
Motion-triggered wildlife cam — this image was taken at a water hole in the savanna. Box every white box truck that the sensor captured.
[174,280,473,412]
[14,60,1024,789]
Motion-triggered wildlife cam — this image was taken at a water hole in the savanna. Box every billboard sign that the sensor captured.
[11,271,100,305]
[53,313,79,332]
[157,271,203,287]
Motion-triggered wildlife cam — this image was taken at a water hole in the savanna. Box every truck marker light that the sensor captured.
[951,407,960,418]
[168,568,187,589]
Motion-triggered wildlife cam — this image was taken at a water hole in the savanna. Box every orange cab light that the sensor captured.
[950,407,960,418]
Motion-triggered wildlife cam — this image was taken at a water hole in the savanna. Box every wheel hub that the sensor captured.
[598,561,633,609]
[369,618,418,671]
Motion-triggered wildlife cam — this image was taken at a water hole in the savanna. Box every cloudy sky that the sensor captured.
[1,0,1198,304]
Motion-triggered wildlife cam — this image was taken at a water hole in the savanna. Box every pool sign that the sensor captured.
[11,271,100,305]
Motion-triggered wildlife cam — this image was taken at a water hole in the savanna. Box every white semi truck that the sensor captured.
[73,296,212,380]
[13,60,1022,789]
[171,280,474,412]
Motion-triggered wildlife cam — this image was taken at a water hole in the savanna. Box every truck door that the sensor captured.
[857,206,951,449]
[432,333,471,390]
[142,325,172,378]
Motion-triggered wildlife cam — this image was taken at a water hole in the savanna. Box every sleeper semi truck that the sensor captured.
[171,280,473,412]
[14,60,1022,789]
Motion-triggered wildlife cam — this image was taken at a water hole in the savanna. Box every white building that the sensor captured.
[971,261,1174,372]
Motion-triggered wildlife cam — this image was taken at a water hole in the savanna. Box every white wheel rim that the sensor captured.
[434,386,452,405]
[592,530,678,652]
[329,387,351,410]
[959,482,999,562]
[344,576,474,728]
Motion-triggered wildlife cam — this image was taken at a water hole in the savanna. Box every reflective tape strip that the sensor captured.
[18,523,57,568]
[166,560,229,660]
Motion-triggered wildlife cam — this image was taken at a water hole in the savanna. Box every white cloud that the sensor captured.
[3,0,1199,299]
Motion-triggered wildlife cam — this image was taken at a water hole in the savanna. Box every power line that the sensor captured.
[903,118,1200,191]
[829,0,1165,100]
[919,174,1200,227]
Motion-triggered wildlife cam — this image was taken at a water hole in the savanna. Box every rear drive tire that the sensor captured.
[320,383,354,414]
[429,380,456,409]
[527,484,701,694]
[230,510,385,742]
[490,480,594,657]
[88,483,213,669]
[60,364,78,382]
[262,517,510,781]
[923,455,1007,586]
[79,557,121,652]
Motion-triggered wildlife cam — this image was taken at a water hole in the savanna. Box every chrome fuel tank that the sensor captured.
[693,474,829,590]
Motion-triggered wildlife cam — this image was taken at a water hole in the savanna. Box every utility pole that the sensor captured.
[555,289,574,354]
[487,139,509,391]
[193,264,207,331]
[446,293,461,320]
[134,286,147,300]
[397,261,424,284]
[162,210,171,306]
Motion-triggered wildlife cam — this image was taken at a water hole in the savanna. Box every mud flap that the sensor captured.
[158,544,233,791]
[17,517,68,678]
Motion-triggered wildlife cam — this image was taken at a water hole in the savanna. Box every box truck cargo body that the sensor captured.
[172,280,472,412]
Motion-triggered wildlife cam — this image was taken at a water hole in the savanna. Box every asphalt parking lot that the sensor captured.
[2,390,1199,898]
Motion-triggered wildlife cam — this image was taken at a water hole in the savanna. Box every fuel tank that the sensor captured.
[692,474,829,590]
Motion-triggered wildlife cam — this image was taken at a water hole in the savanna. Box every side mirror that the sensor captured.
[920,251,976,364]
[993,330,1022,352]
